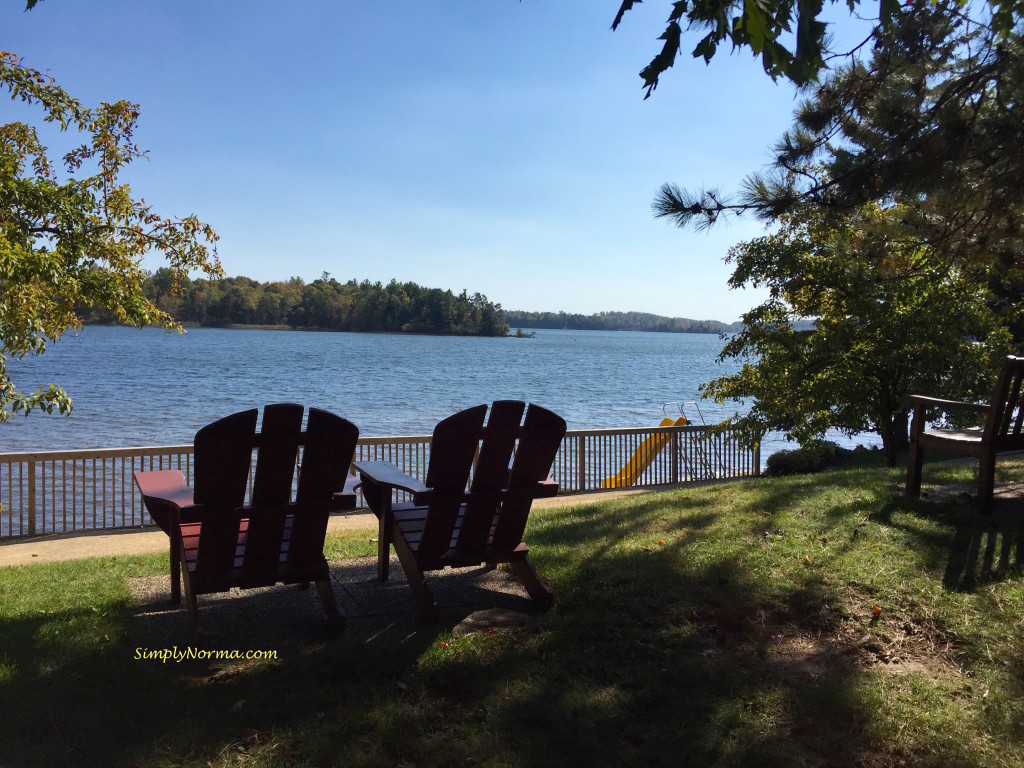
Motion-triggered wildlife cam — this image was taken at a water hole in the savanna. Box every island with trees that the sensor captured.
[117,271,511,337]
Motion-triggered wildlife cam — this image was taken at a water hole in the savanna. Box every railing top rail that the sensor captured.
[566,424,724,437]
[0,436,436,462]
[0,424,737,462]
[0,445,195,462]
[355,435,432,446]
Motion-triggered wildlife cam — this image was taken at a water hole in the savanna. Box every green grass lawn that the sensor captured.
[2,455,1024,767]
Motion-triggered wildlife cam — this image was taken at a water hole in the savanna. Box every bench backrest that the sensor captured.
[985,356,1024,449]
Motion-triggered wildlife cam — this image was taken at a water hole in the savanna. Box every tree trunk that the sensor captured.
[879,411,910,466]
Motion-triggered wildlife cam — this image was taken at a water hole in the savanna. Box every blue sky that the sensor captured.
[3,1,864,322]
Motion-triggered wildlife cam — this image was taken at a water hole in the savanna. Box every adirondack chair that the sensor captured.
[906,356,1024,511]
[134,404,359,633]
[354,401,567,622]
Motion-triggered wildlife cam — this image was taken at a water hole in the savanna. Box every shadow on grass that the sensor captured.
[0,506,876,766]
[0,591,443,766]
[932,503,1024,592]
[866,492,1024,593]
[509,494,888,767]
[2,474,1022,766]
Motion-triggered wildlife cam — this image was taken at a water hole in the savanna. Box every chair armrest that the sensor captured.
[533,477,559,499]
[907,395,989,414]
[133,469,198,534]
[133,469,195,510]
[353,461,430,496]
[329,474,362,512]
[343,473,361,494]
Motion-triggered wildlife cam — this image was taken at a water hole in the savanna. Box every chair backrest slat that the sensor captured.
[491,404,567,551]
[251,403,303,505]
[1010,366,1024,436]
[193,409,257,508]
[191,409,257,580]
[288,408,360,569]
[296,408,360,501]
[998,369,1022,436]
[417,405,487,563]
[987,357,1024,448]
[456,400,525,554]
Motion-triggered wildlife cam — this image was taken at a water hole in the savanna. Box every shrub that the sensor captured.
[764,441,841,476]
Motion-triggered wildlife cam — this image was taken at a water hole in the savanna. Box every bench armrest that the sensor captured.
[908,395,990,441]
[908,395,990,414]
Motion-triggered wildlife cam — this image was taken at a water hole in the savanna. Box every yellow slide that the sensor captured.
[601,415,688,489]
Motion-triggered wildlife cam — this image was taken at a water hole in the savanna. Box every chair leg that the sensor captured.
[391,534,439,623]
[316,578,346,635]
[181,553,201,637]
[377,508,391,582]
[186,604,201,641]
[509,554,554,612]
[906,442,924,498]
[170,534,182,604]
[174,544,205,638]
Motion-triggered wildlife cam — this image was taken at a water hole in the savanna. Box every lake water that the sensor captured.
[1,326,880,458]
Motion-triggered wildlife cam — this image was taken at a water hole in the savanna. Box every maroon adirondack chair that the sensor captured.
[134,404,359,633]
[354,401,567,622]
[906,356,1024,511]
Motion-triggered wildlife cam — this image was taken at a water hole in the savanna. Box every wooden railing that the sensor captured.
[0,426,758,539]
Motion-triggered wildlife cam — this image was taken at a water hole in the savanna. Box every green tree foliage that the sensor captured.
[650,1,1024,458]
[1,51,221,420]
[654,1,1024,284]
[93,273,510,337]
[702,202,1009,464]
[611,0,1024,92]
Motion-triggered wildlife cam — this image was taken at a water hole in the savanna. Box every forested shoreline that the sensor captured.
[77,270,740,337]
[79,271,510,336]
[503,310,738,334]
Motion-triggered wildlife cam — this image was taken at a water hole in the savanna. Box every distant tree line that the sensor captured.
[77,270,746,338]
[79,270,510,337]
[503,310,735,334]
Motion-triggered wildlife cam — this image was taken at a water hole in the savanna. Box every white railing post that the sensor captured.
[577,433,586,492]
[27,458,37,536]
[670,429,679,484]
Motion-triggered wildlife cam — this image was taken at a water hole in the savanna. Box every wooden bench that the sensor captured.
[906,356,1024,511]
